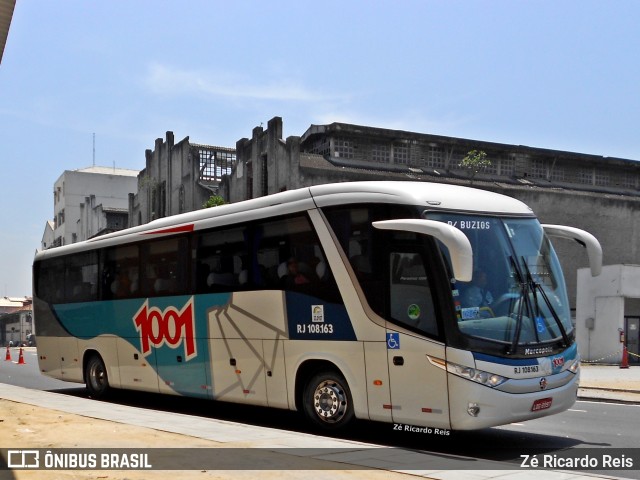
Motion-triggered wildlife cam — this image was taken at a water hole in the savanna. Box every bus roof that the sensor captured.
[309,181,533,215]
[35,181,533,260]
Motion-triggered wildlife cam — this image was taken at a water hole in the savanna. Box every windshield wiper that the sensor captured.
[520,257,569,347]
[520,258,543,344]
[507,256,528,354]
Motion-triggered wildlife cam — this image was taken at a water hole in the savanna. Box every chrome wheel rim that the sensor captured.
[89,361,106,391]
[312,379,348,424]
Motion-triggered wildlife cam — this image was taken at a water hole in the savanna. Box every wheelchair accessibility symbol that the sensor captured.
[387,332,400,350]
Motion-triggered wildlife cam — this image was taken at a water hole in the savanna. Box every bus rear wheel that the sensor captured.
[303,370,354,430]
[85,355,110,398]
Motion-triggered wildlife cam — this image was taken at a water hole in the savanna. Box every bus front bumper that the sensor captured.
[448,371,579,430]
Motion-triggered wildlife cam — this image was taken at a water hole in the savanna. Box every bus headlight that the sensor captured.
[568,358,580,374]
[448,362,507,388]
[427,356,507,388]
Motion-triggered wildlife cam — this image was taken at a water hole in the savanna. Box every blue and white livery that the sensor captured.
[33,181,601,431]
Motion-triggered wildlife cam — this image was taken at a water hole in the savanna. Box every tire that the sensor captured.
[302,370,354,430]
[85,355,110,398]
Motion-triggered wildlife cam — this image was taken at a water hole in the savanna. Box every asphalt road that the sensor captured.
[0,347,74,390]
[3,347,639,479]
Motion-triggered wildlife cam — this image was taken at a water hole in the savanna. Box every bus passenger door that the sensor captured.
[386,331,450,429]
[385,250,451,430]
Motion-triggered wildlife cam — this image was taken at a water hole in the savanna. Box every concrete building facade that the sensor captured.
[221,117,640,313]
[0,297,32,346]
[48,166,139,248]
[577,265,640,364]
[77,197,129,242]
[128,131,235,227]
[41,220,54,250]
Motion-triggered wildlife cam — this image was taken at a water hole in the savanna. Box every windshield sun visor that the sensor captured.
[542,225,602,277]
[372,219,473,281]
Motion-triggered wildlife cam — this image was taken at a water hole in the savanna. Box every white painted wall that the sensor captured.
[576,264,640,363]
[52,167,138,246]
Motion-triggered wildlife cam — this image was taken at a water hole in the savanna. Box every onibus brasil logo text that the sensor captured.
[133,297,197,360]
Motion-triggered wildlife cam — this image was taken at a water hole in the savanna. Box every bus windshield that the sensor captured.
[426,213,572,349]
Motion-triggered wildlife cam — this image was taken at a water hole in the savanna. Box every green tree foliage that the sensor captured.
[460,150,491,182]
[202,195,226,208]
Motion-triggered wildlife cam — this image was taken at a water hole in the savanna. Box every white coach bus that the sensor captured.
[33,181,602,431]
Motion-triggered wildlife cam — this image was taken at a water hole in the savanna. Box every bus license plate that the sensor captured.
[531,397,552,412]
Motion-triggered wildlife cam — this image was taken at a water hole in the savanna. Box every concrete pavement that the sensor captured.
[0,362,638,479]
[578,363,640,403]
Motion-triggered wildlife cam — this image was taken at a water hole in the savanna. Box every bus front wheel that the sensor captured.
[303,370,354,430]
[85,355,110,398]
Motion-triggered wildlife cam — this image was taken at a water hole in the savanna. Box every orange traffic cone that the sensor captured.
[620,345,629,369]
[5,346,11,361]
[17,347,25,365]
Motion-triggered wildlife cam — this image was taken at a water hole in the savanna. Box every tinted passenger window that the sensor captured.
[255,215,341,303]
[194,214,342,303]
[102,245,140,300]
[141,237,189,297]
[65,251,98,303]
[36,258,64,304]
[194,226,248,293]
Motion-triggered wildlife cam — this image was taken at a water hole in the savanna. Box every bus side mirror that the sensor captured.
[372,219,473,282]
[542,224,602,277]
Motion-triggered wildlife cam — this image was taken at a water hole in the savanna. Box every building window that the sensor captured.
[549,165,565,182]
[371,144,390,163]
[500,156,516,176]
[393,145,409,164]
[530,159,547,179]
[199,148,236,182]
[334,138,354,159]
[618,173,637,189]
[425,145,444,169]
[577,168,593,185]
[450,152,465,170]
[308,137,330,157]
[594,169,610,187]
[106,212,127,231]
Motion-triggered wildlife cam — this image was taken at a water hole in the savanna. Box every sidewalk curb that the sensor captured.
[580,386,640,394]
[577,387,640,405]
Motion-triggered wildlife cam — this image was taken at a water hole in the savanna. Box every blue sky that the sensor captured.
[1,1,639,296]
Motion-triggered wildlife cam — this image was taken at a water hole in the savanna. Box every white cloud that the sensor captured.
[144,63,345,103]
